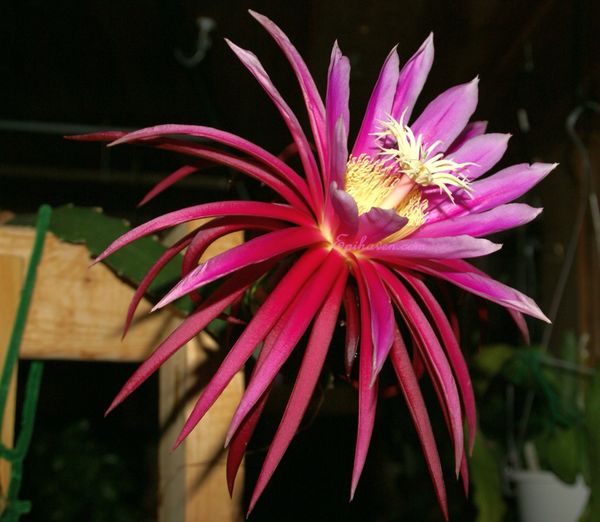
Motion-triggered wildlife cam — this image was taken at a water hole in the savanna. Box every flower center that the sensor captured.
[341,114,475,241]
[374,113,474,205]
[343,155,427,241]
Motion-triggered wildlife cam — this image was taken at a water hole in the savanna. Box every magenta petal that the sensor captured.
[109,125,311,202]
[389,328,448,521]
[446,120,488,152]
[414,204,542,238]
[227,389,271,496]
[225,252,345,440]
[411,78,479,155]
[123,231,194,336]
[174,247,329,445]
[352,46,400,157]
[460,452,470,497]
[366,235,501,260]
[228,318,282,495]
[380,267,464,474]
[181,217,284,279]
[226,39,323,209]
[154,227,324,310]
[343,286,360,378]
[67,130,126,142]
[328,117,349,190]
[139,164,200,207]
[356,259,394,381]
[391,33,434,123]
[350,265,378,499]
[404,274,476,452]
[445,133,510,181]
[93,201,313,264]
[249,10,327,172]
[106,261,272,415]
[411,258,549,322]
[508,309,531,345]
[356,207,408,244]
[326,41,350,187]
[247,268,348,514]
[330,183,359,239]
[154,140,312,212]
[428,162,556,223]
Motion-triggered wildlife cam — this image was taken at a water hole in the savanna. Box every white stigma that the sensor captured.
[374,112,475,203]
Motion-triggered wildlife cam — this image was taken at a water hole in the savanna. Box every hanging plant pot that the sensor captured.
[510,470,589,522]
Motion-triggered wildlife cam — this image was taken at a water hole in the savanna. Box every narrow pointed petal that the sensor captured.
[404,274,476,452]
[446,120,488,152]
[139,165,200,207]
[181,217,284,279]
[356,207,408,244]
[409,258,549,322]
[326,41,350,187]
[379,266,464,474]
[249,10,327,172]
[226,39,324,209]
[247,268,348,514]
[109,124,311,203]
[508,308,530,345]
[226,251,346,441]
[343,286,360,378]
[67,130,126,142]
[93,201,313,264]
[352,47,400,157]
[106,261,273,415]
[428,162,556,222]
[227,389,271,496]
[391,33,434,123]
[155,227,323,310]
[350,268,378,500]
[460,453,470,497]
[411,78,479,155]
[123,231,194,336]
[154,141,312,212]
[366,235,501,260]
[356,259,394,380]
[414,204,542,238]
[174,248,329,445]
[389,328,448,521]
[227,325,280,495]
[447,133,510,181]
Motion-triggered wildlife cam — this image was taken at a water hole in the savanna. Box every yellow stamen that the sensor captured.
[343,155,427,241]
[344,155,397,214]
[340,114,475,242]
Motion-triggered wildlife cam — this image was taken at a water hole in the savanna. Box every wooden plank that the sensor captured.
[0,223,246,519]
[0,226,181,362]
[158,333,244,522]
[0,255,24,511]
[158,224,244,522]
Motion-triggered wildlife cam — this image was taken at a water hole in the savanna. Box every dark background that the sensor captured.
[2,1,600,520]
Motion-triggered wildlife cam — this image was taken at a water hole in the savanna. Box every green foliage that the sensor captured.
[580,369,600,522]
[471,429,506,522]
[535,427,582,484]
[471,334,596,521]
[48,205,193,314]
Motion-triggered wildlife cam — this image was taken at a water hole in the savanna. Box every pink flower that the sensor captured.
[75,11,554,518]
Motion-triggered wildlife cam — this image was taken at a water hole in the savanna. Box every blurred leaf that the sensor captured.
[471,429,506,522]
[535,427,581,484]
[473,344,515,377]
[580,368,600,521]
